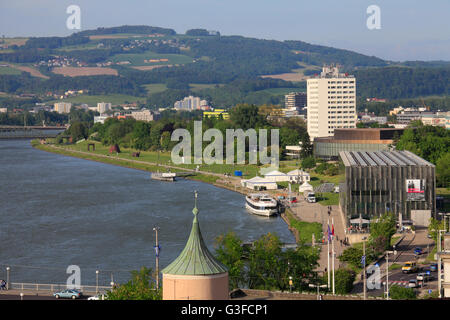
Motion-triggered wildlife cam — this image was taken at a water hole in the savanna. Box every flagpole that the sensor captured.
[327,219,330,289]
[332,218,335,295]
[153,226,160,289]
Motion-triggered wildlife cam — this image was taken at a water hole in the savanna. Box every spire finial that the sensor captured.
[193,190,199,216]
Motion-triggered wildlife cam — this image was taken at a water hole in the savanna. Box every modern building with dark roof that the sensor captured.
[339,150,435,229]
[314,128,405,160]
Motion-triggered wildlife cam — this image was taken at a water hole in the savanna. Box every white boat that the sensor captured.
[245,193,278,217]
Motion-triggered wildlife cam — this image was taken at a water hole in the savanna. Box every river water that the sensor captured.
[0,140,294,286]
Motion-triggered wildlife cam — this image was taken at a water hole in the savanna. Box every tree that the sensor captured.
[428,217,445,243]
[106,267,161,300]
[334,268,356,294]
[369,213,397,253]
[67,121,88,142]
[301,156,316,170]
[215,232,245,290]
[436,153,450,188]
[132,121,152,150]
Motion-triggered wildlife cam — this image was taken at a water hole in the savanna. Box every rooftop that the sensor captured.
[339,150,435,168]
[161,191,228,276]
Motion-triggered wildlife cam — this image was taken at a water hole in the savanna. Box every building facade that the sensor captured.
[285,92,307,110]
[339,150,436,229]
[314,128,404,160]
[307,66,356,140]
[203,109,230,119]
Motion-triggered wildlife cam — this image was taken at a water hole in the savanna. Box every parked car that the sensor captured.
[417,272,434,282]
[402,261,419,274]
[408,279,419,288]
[429,263,438,272]
[53,289,82,299]
[88,294,107,300]
[414,247,423,255]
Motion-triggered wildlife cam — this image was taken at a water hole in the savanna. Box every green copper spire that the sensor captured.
[161,191,228,276]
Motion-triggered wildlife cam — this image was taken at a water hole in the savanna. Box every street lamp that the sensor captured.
[96,270,99,295]
[309,283,327,300]
[6,267,10,290]
[385,248,397,300]
[289,276,293,293]
[362,236,367,300]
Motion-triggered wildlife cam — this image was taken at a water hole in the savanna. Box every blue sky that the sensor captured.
[1,0,449,61]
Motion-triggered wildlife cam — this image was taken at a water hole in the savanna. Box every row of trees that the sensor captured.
[395,124,450,188]
[66,104,313,160]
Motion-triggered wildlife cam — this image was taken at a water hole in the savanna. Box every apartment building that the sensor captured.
[53,102,72,114]
[97,102,112,114]
[307,66,356,140]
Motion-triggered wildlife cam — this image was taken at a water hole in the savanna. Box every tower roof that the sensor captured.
[161,191,228,276]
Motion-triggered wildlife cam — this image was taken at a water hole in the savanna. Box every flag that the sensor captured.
[327,224,332,242]
[361,255,366,267]
[332,224,335,237]
[154,245,161,257]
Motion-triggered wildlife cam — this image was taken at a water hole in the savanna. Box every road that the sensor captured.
[362,227,437,298]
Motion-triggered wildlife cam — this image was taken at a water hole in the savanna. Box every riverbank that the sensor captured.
[32,140,318,245]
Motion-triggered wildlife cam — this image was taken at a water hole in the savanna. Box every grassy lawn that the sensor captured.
[285,210,322,244]
[109,51,193,66]
[316,192,339,206]
[143,83,168,95]
[425,245,437,262]
[189,83,223,92]
[256,87,305,95]
[45,94,146,106]
[0,65,22,75]
[49,140,262,179]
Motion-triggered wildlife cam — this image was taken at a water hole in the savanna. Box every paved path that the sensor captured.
[289,197,346,273]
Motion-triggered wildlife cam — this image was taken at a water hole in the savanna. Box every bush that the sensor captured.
[389,285,416,300]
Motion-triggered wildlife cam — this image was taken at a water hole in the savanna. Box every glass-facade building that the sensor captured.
[339,150,435,228]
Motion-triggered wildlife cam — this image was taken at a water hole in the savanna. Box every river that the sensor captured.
[0,139,294,286]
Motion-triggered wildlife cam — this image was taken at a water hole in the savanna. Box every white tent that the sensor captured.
[241,176,278,190]
[287,169,310,183]
[299,181,314,193]
[263,170,289,182]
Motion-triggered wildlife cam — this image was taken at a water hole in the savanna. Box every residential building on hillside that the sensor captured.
[285,92,307,110]
[307,65,356,140]
[174,96,208,111]
[130,109,160,122]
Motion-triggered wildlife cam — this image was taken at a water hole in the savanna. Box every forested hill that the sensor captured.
[75,25,177,36]
[0,25,449,109]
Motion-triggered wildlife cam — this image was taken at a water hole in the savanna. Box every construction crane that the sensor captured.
[421,98,430,111]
